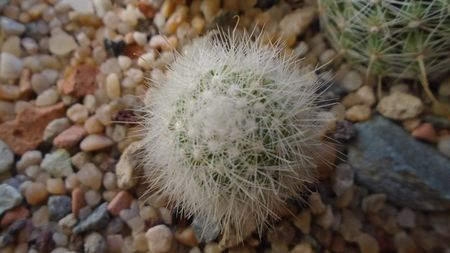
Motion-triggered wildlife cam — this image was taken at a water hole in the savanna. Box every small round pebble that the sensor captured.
[84,232,107,253]
[77,163,103,190]
[46,178,66,195]
[25,182,48,205]
[80,134,114,152]
[438,136,450,158]
[67,103,89,123]
[146,224,174,253]
[35,88,59,106]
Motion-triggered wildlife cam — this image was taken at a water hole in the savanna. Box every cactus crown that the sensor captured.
[319,0,450,79]
[141,30,327,241]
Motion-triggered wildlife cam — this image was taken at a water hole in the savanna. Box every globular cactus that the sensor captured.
[318,0,450,105]
[141,30,327,243]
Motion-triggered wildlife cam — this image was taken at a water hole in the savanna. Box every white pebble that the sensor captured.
[0,52,23,80]
[106,73,121,99]
[133,32,147,46]
[67,103,89,123]
[118,56,132,70]
[35,88,59,106]
[49,33,78,56]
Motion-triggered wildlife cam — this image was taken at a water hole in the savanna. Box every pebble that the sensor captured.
[203,243,222,253]
[0,84,20,100]
[308,192,326,215]
[46,178,66,195]
[332,163,354,197]
[411,123,438,143]
[107,190,133,216]
[67,103,89,123]
[73,202,110,234]
[1,206,30,226]
[53,125,88,148]
[146,224,174,253]
[80,134,114,152]
[377,92,423,120]
[24,182,48,205]
[77,163,103,190]
[52,232,68,247]
[85,190,102,207]
[31,73,51,94]
[0,17,25,35]
[437,136,450,158]
[361,194,386,213]
[133,232,149,252]
[0,52,24,80]
[43,117,71,141]
[62,65,98,98]
[71,187,85,217]
[48,195,72,221]
[355,233,379,253]
[116,142,140,189]
[0,102,65,155]
[41,149,73,178]
[118,55,132,70]
[340,70,363,92]
[396,208,415,228]
[293,210,311,234]
[279,7,316,38]
[106,73,121,99]
[84,232,107,253]
[175,226,199,247]
[2,36,21,56]
[291,242,314,253]
[35,88,59,106]
[345,104,371,122]
[49,33,78,56]
[0,184,22,216]
[103,172,117,190]
[394,231,417,253]
[0,140,14,174]
[316,205,335,230]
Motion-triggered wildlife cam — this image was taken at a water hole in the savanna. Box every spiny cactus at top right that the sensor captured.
[318,0,450,104]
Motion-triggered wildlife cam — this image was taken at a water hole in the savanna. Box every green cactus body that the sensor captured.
[319,0,450,80]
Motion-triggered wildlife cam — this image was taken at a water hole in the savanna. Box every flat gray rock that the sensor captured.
[73,203,110,234]
[0,184,22,216]
[348,116,450,211]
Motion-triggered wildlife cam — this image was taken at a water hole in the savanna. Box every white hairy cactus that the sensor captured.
[141,30,327,243]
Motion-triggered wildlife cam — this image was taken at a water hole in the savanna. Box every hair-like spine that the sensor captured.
[141,29,328,244]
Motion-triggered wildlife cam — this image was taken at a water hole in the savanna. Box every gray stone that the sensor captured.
[438,136,450,159]
[0,140,14,173]
[41,149,73,178]
[84,232,107,253]
[73,203,110,234]
[48,196,72,221]
[0,17,25,36]
[192,216,220,243]
[348,116,450,211]
[0,184,22,216]
[0,52,23,80]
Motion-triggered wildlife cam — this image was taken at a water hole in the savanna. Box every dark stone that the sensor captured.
[113,110,138,125]
[106,217,124,234]
[104,39,125,57]
[256,0,278,9]
[333,120,356,143]
[48,196,71,221]
[1,219,26,246]
[348,116,450,211]
[206,11,239,32]
[73,203,110,234]
[36,229,54,253]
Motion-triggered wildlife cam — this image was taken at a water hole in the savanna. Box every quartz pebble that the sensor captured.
[377,92,423,120]
[49,33,78,56]
[146,224,174,253]
[35,88,59,106]
[80,134,114,152]
[77,163,103,190]
[67,103,89,123]
[0,140,14,173]
[41,149,73,178]
[0,52,23,79]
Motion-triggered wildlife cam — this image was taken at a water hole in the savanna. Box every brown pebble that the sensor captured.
[123,44,145,59]
[175,226,199,247]
[137,2,156,18]
[71,187,85,217]
[19,68,32,96]
[61,65,98,98]
[107,190,134,216]
[1,206,30,227]
[25,182,48,205]
[53,124,87,148]
[411,123,438,143]
[0,102,65,155]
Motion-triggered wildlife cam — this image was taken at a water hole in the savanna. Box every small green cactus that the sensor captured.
[141,30,327,244]
[318,0,450,105]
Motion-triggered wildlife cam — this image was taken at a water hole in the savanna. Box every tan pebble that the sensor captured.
[46,178,66,195]
[394,231,418,253]
[345,104,371,122]
[107,190,134,216]
[291,242,314,253]
[0,84,20,100]
[65,173,80,191]
[77,163,103,190]
[336,187,354,208]
[356,86,376,106]
[175,226,198,247]
[116,141,141,189]
[71,187,85,217]
[84,116,104,134]
[200,0,220,21]
[133,232,149,252]
[107,234,124,253]
[80,134,114,152]
[139,206,159,221]
[279,7,316,38]
[411,123,438,143]
[316,205,335,230]
[25,182,48,205]
[32,205,49,227]
[204,242,222,253]
[402,118,421,132]
[362,194,386,213]
[106,73,121,99]
[293,210,311,234]
[53,124,87,148]
[308,192,326,215]
[355,233,379,253]
[159,207,173,225]
[146,224,174,253]
[161,0,175,18]
[35,88,59,107]
[0,102,65,155]
[191,16,205,34]
[67,103,88,123]
[165,6,189,34]
[377,92,423,120]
